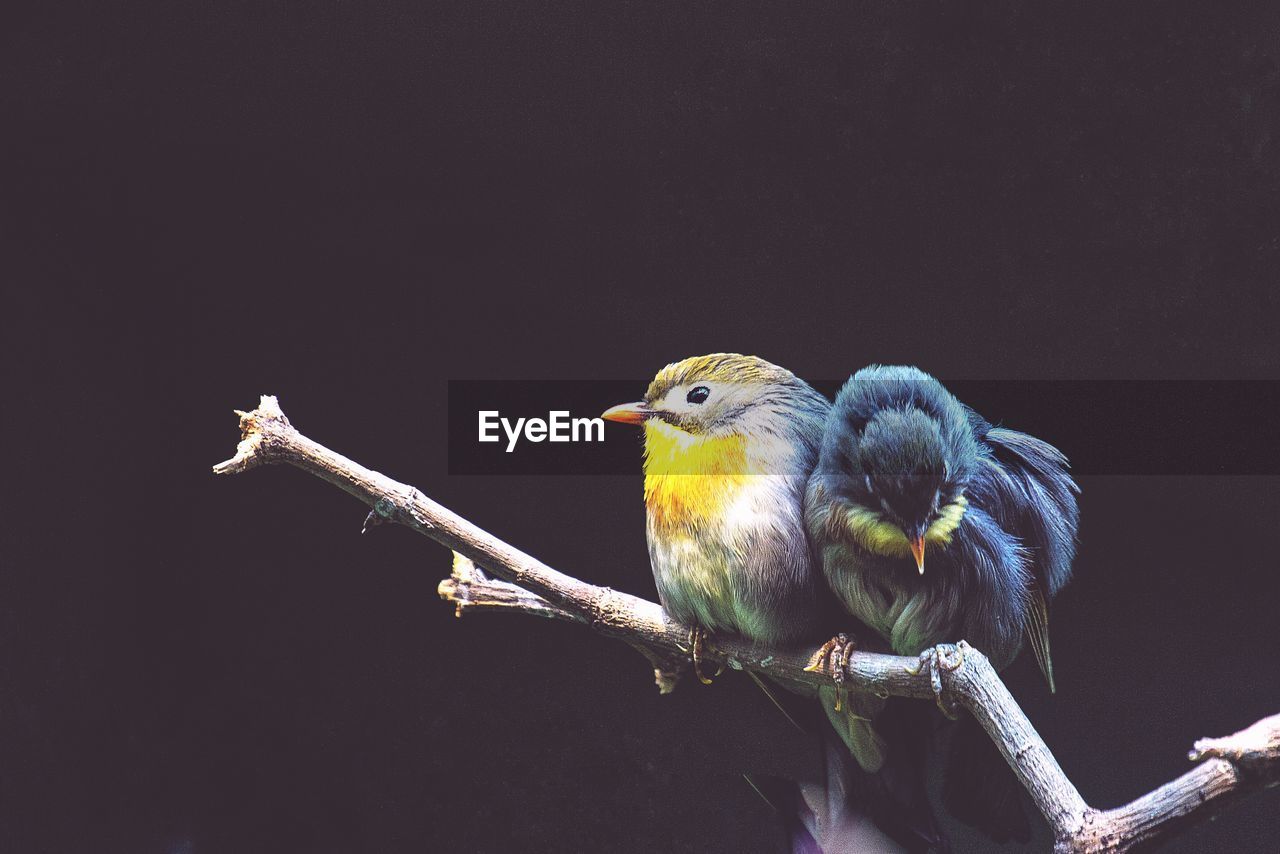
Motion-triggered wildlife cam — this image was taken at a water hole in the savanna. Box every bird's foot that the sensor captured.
[804,633,858,711]
[686,627,723,685]
[906,641,969,719]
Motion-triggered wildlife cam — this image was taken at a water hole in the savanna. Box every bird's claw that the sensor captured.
[805,633,858,711]
[687,627,723,685]
[906,641,969,719]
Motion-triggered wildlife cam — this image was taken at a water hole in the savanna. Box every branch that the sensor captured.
[440,551,582,624]
[215,396,1279,852]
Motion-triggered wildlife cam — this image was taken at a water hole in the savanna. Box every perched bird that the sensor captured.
[805,364,1079,841]
[605,355,941,853]
[602,353,831,652]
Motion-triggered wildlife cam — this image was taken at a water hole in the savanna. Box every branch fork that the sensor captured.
[216,395,1280,853]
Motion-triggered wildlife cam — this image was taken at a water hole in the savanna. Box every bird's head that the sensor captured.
[858,409,962,566]
[602,353,826,475]
[835,366,978,574]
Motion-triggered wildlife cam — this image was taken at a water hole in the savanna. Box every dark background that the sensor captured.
[4,1,1280,852]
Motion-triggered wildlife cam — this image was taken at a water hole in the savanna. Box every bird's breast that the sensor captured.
[821,544,964,656]
[646,475,802,639]
[642,423,753,530]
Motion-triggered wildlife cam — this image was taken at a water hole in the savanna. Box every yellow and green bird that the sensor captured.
[603,354,832,653]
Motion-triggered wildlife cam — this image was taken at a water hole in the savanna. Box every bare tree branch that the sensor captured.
[214,395,1280,852]
[440,552,582,624]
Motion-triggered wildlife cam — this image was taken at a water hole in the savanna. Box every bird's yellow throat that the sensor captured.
[843,494,969,558]
[641,420,751,529]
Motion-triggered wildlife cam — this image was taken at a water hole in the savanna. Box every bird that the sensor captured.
[804,364,1079,842]
[604,354,942,853]
[602,353,831,653]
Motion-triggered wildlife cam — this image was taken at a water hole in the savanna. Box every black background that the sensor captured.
[5,1,1280,852]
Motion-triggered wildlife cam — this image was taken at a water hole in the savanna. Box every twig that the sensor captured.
[439,552,581,623]
[215,395,1280,852]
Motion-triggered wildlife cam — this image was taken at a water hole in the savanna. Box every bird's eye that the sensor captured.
[686,386,711,404]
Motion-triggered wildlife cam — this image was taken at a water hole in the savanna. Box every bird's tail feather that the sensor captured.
[757,696,948,854]
[1024,585,1056,693]
[819,686,888,773]
[794,732,909,854]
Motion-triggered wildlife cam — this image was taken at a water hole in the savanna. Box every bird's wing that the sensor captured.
[970,420,1079,691]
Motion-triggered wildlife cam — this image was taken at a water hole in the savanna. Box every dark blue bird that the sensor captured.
[804,364,1079,841]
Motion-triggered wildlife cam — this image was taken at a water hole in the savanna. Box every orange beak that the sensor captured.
[908,535,926,575]
[601,401,653,425]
